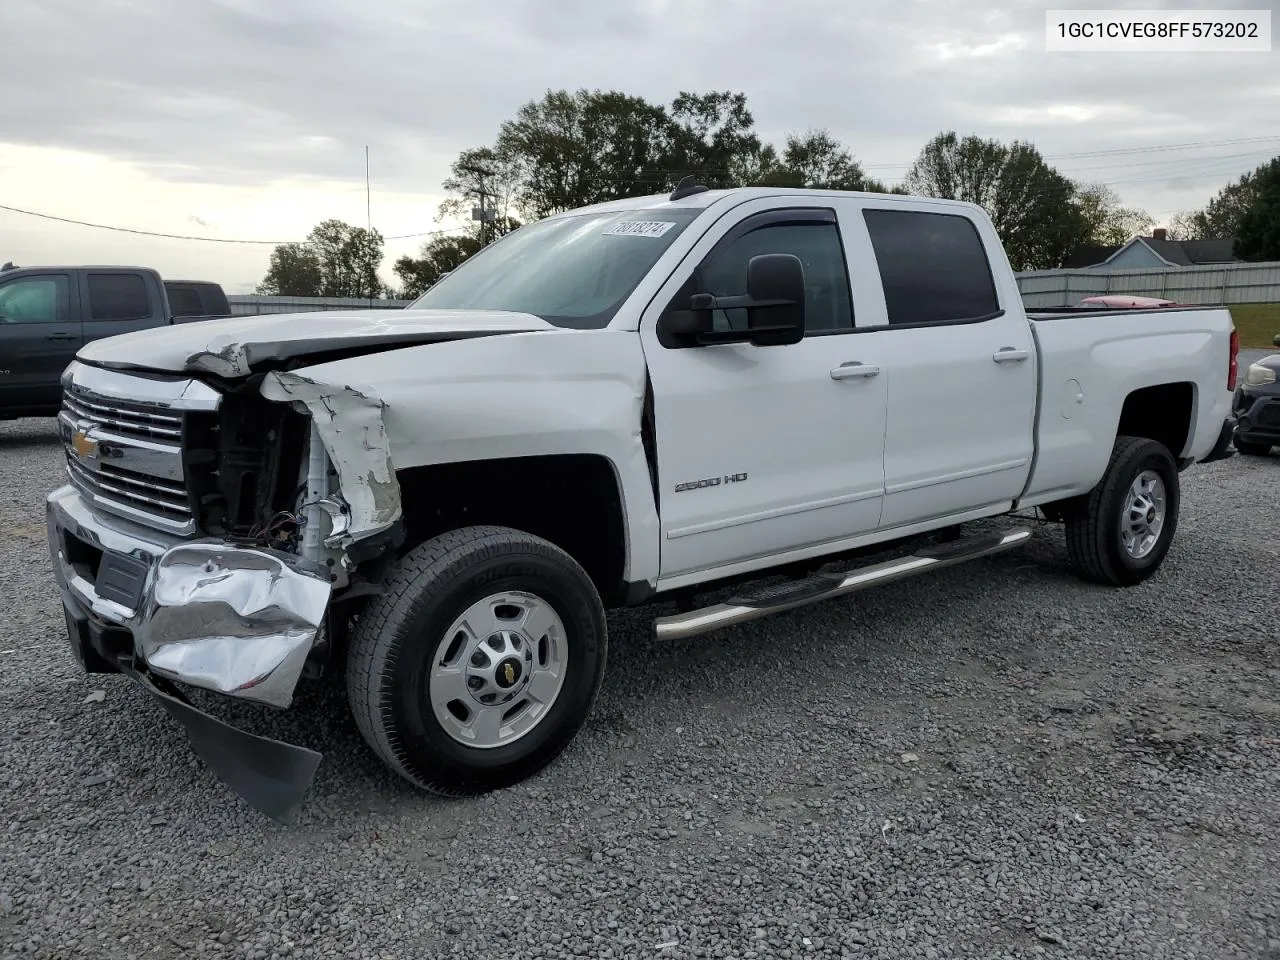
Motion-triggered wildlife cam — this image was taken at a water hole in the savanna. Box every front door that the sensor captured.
[0,272,80,414]
[639,201,889,584]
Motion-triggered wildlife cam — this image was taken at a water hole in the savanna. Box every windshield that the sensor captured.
[409,208,703,329]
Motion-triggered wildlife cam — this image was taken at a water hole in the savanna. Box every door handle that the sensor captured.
[992,347,1029,363]
[830,361,881,380]
[45,332,78,341]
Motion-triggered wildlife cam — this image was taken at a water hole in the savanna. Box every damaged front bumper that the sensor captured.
[47,484,332,819]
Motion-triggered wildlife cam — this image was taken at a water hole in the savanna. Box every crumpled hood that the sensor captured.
[77,307,560,377]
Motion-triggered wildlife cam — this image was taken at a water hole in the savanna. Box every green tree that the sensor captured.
[1072,183,1154,246]
[392,233,484,299]
[304,219,386,299]
[1164,210,1205,241]
[905,132,1084,270]
[256,242,323,296]
[436,146,524,244]
[866,179,910,196]
[495,88,676,217]
[458,88,906,223]
[1234,158,1280,261]
[752,129,880,190]
[394,146,527,297]
[258,221,387,299]
[666,90,766,187]
[1169,157,1280,240]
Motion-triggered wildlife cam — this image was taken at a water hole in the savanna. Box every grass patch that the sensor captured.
[1231,303,1280,349]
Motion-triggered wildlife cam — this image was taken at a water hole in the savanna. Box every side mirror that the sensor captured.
[659,253,807,347]
[744,253,805,346]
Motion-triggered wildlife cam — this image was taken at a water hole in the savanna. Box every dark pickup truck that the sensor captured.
[0,264,231,419]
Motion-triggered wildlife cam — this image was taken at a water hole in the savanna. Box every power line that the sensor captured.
[386,227,471,240]
[0,202,468,244]
[858,133,1280,170]
[870,151,1273,190]
[8,133,1276,245]
[0,202,296,244]
[1045,133,1280,161]
[1053,147,1280,174]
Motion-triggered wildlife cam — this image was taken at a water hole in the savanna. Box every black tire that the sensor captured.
[346,525,608,796]
[1234,438,1273,456]
[1063,436,1180,587]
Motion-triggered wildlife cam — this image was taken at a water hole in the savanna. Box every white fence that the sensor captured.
[227,263,1280,315]
[1017,260,1280,308]
[228,295,411,316]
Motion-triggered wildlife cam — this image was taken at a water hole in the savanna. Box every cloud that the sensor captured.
[0,0,1275,287]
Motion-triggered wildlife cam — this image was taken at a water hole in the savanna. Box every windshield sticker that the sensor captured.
[603,220,677,238]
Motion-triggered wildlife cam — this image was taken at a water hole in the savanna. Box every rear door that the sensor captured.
[0,271,80,413]
[858,205,1037,529]
[80,270,168,345]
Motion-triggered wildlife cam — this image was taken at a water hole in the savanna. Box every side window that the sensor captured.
[0,275,69,324]
[863,209,1000,326]
[697,222,854,333]
[88,274,151,322]
[166,285,204,317]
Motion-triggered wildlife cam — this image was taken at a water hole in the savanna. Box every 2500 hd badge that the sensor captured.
[674,472,748,493]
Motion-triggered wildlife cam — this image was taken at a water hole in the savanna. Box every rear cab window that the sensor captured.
[862,209,1001,326]
[167,285,205,317]
[87,274,152,322]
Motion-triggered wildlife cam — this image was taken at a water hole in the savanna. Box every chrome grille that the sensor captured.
[65,455,192,519]
[61,392,183,440]
[59,361,222,536]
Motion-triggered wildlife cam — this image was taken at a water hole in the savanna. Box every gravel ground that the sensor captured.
[2,411,1278,960]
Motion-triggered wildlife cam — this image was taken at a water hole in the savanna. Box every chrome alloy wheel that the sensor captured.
[428,591,568,749]
[1121,469,1166,560]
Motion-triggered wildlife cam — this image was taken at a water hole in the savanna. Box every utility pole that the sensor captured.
[460,162,496,246]
[365,145,374,306]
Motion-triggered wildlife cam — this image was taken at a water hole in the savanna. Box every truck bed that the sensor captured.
[1019,305,1236,508]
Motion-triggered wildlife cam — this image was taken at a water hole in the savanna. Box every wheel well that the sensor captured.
[393,454,629,606]
[1117,383,1194,459]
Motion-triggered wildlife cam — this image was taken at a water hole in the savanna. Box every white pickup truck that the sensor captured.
[46,182,1240,818]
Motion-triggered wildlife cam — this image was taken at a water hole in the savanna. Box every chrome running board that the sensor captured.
[653,527,1033,641]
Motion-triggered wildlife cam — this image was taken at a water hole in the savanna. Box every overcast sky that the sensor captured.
[1,0,1277,293]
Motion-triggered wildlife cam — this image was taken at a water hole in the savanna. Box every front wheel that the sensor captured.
[346,525,608,796]
[1063,436,1180,587]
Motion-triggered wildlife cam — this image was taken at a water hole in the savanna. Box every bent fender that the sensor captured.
[259,371,403,549]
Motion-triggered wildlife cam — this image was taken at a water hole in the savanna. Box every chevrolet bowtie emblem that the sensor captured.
[503,663,516,685]
[71,429,98,461]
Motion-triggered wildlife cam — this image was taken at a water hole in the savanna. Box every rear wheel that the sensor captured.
[1234,438,1273,456]
[1063,436,1180,587]
[346,525,608,796]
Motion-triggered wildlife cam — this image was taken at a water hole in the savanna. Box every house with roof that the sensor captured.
[1064,229,1240,270]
